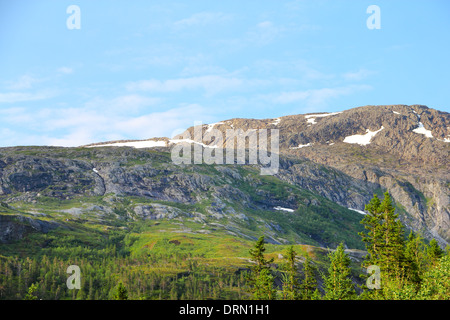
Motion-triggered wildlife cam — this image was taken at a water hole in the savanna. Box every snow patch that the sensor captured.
[271,118,281,126]
[168,138,218,148]
[343,126,384,145]
[304,112,342,125]
[393,111,401,115]
[412,122,433,138]
[348,208,367,215]
[290,142,312,149]
[274,206,295,212]
[87,140,167,148]
[93,168,99,173]
[205,122,224,133]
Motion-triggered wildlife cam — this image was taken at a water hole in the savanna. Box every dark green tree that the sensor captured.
[427,239,444,266]
[323,243,356,300]
[281,246,300,300]
[360,192,405,277]
[299,255,318,300]
[113,282,128,300]
[246,236,275,300]
[404,232,427,285]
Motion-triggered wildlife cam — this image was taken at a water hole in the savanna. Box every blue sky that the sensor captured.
[1,0,449,147]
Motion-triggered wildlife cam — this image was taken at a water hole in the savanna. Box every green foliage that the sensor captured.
[323,243,356,300]
[299,255,318,300]
[113,282,128,300]
[246,236,275,300]
[417,255,450,299]
[280,246,300,300]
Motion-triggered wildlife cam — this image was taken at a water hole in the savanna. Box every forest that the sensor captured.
[0,192,449,300]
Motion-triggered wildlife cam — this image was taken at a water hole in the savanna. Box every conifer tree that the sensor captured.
[247,236,275,300]
[323,243,356,300]
[427,239,444,266]
[113,282,128,300]
[281,246,300,300]
[299,255,318,300]
[360,192,405,277]
[404,232,427,285]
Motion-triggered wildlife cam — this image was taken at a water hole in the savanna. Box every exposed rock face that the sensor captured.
[0,104,448,247]
[0,214,60,244]
[174,104,449,245]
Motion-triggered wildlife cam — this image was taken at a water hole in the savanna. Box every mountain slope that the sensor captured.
[1,104,448,248]
[79,104,450,246]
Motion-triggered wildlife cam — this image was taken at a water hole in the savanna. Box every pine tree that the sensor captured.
[113,282,128,300]
[360,192,405,278]
[23,283,38,300]
[247,236,275,300]
[404,232,427,285]
[299,255,318,300]
[281,246,300,300]
[254,268,277,300]
[323,243,356,300]
[427,239,444,266]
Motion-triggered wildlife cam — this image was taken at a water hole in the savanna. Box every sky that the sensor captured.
[0,0,449,147]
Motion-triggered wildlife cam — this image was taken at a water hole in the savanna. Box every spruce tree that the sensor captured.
[247,236,275,300]
[281,246,300,300]
[323,243,356,300]
[299,255,317,300]
[113,282,128,300]
[404,232,427,285]
[427,239,444,266]
[360,192,405,278]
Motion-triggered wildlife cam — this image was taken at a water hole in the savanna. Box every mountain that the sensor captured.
[1,104,449,251]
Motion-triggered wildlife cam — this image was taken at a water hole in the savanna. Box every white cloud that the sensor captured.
[57,67,74,74]
[5,74,42,90]
[342,69,375,81]
[84,94,161,114]
[271,84,372,107]
[1,101,216,147]
[247,21,282,45]
[0,91,55,103]
[126,75,244,96]
[174,12,231,28]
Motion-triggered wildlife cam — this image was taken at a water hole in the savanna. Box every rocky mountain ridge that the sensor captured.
[2,104,449,248]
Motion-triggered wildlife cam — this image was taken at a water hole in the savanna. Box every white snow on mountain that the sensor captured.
[205,122,224,133]
[304,112,342,125]
[274,206,295,212]
[271,118,281,126]
[87,140,167,148]
[168,138,218,148]
[289,142,312,149]
[412,122,434,138]
[343,126,384,145]
[348,208,367,215]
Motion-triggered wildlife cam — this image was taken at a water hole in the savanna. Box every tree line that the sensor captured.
[246,192,449,300]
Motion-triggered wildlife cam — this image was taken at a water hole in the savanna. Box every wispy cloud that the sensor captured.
[342,68,375,81]
[173,12,232,28]
[0,90,55,103]
[270,84,373,107]
[57,67,74,74]
[4,74,43,90]
[126,75,245,96]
